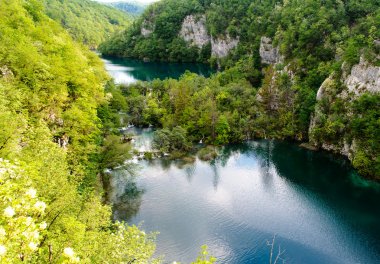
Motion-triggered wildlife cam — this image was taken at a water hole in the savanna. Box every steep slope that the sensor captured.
[45,0,131,48]
[0,0,157,262]
[100,0,379,65]
[309,58,380,178]
[99,0,210,62]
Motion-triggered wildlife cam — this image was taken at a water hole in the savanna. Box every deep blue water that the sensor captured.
[108,129,380,264]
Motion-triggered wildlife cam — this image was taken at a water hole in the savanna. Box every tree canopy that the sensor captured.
[45,0,132,48]
[0,1,155,262]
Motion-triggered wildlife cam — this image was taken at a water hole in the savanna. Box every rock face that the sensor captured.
[179,15,210,49]
[309,58,380,159]
[259,37,282,64]
[0,65,14,81]
[141,19,154,37]
[343,57,380,96]
[180,14,239,58]
[211,35,239,58]
[316,76,334,101]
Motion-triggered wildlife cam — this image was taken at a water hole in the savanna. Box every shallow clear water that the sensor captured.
[109,129,380,264]
[101,56,215,85]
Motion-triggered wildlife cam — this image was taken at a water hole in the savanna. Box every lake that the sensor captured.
[101,56,215,84]
[108,129,380,264]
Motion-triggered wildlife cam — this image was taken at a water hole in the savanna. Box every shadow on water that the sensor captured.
[108,169,145,222]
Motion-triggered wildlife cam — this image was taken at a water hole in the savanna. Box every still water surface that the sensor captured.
[109,129,380,264]
[101,56,215,84]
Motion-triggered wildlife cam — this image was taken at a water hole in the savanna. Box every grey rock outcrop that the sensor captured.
[179,15,210,49]
[309,58,379,159]
[57,134,69,150]
[211,35,239,58]
[141,19,154,37]
[316,76,334,101]
[0,65,14,81]
[343,57,380,97]
[259,37,282,64]
[320,140,357,159]
[309,107,357,159]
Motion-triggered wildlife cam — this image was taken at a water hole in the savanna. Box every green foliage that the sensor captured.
[197,146,218,161]
[99,0,204,61]
[311,90,380,179]
[215,115,230,145]
[351,94,380,177]
[152,126,191,153]
[191,245,217,264]
[45,0,131,48]
[108,1,146,15]
[99,135,132,170]
[100,0,379,159]
[0,159,48,263]
[0,1,158,263]
[100,0,379,68]
[123,66,307,145]
[105,0,379,180]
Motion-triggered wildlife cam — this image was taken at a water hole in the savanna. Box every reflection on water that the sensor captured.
[101,56,215,85]
[109,131,380,264]
[108,169,145,221]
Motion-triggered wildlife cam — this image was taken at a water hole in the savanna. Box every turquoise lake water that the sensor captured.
[102,56,214,84]
[108,128,380,264]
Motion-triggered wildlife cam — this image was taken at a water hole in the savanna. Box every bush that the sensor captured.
[198,146,218,161]
[152,126,191,153]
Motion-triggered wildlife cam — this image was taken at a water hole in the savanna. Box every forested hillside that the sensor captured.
[107,1,146,15]
[104,0,380,179]
[45,0,131,48]
[100,0,379,66]
[0,1,158,262]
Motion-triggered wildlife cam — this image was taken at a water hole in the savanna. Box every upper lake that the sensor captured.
[101,56,215,84]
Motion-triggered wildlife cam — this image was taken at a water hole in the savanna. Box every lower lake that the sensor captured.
[108,129,380,264]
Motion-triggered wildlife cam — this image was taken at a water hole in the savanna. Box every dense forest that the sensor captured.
[0,0,214,263]
[99,0,379,66]
[45,0,131,48]
[102,0,380,179]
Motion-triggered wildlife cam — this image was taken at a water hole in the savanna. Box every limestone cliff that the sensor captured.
[0,65,14,81]
[211,35,239,58]
[179,15,210,49]
[342,57,380,97]
[259,37,282,65]
[141,19,154,37]
[309,58,380,160]
[179,14,238,59]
